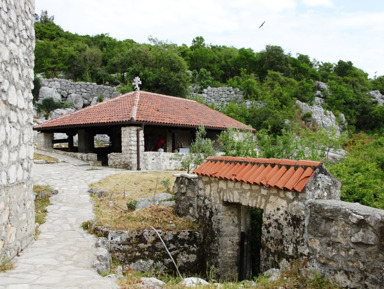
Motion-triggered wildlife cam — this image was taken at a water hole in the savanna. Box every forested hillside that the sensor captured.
[34,11,384,209]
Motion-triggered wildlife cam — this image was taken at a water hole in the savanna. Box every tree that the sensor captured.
[218,128,258,157]
[181,126,217,173]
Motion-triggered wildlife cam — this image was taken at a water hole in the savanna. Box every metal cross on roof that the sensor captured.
[133,76,142,91]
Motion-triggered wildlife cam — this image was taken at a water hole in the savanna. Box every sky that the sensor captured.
[35,0,384,78]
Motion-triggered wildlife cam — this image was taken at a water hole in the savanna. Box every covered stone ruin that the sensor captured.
[174,156,384,288]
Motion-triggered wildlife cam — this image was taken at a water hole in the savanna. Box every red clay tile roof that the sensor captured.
[34,91,253,131]
[194,156,323,193]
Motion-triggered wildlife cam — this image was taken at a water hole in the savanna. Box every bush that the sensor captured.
[37,97,73,118]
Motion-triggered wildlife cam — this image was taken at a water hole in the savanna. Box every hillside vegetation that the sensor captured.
[34,11,384,209]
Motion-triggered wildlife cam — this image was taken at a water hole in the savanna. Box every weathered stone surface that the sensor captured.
[66,93,83,109]
[92,225,203,275]
[369,90,384,106]
[48,108,76,120]
[296,100,345,135]
[0,0,35,260]
[89,188,110,198]
[40,78,120,109]
[140,277,165,288]
[134,193,174,210]
[179,277,210,287]
[306,200,384,289]
[38,87,62,103]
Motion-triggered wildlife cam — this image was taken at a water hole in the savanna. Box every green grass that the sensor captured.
[34,185,53,239]
[0,257,14,272]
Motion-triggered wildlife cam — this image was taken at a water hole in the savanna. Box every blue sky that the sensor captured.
[35,0,384,78]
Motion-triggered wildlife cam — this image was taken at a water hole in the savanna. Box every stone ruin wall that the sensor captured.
[173,174,384,288]
[39,78,120,109]
[0,0,35,259]
[190,87,246,108]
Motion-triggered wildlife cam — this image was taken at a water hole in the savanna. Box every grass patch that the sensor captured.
[0,257,14,272]
[89,171,198,231]
[34,185,53,239]
[34,153,59,163]
[118,261,340,289]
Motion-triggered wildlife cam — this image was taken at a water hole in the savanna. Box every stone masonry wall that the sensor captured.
[174,174,384,288]
[108,126,144,170]
[190,87,248,108]
[0,0,35,259]
[173,174,311,280]
[92,225,203,275]
[39,78,120,109]
[306,200,384,288]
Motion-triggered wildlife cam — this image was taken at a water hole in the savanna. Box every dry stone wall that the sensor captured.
[39,78,120,109]
[190,87,248,108]
[306,200,384,288]
[0,0,35,259]
[91,225,203,275]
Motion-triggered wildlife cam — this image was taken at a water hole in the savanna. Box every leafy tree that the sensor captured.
[255,45,291,81]
[180,126,217,173]
[218,128,258,157]
[329,133,384,209]
[371,75,384,94]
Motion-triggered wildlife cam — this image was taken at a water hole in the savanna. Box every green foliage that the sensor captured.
[32,76,41,104]
[218,128,258,157]
[256,126,347,161]
[37,97,73,118]
[126,200,138,211]
[191,68,214,91]
[181,126,217,173]
[97,94,105,102]
[160,178,171,194]
[329,133,384,209]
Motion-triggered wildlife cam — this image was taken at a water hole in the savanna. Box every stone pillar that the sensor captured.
[78,129,94,153]
[36,132,53,149]
[121,126,144,170]
[0,0,35,260]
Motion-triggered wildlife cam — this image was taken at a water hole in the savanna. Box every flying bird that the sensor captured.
[259,21,265,28]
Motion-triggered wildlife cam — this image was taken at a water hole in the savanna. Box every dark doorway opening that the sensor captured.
[239,207,263,280]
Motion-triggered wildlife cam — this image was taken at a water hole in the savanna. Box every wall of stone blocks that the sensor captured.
[108,126,144,170]
[306,200,384,288]
[0,0,35,259]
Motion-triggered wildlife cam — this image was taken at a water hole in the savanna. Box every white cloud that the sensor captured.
[301,0,334,7]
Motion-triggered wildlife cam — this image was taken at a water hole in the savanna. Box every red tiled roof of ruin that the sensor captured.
[194,156,323,193]
[34,91,254,131]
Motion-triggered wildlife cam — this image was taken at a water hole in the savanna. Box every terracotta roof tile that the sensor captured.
[34,91,254,131]
[194,156,323,193]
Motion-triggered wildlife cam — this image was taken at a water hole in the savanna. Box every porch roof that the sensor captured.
[34,91,253,132]
[194,156,323,192]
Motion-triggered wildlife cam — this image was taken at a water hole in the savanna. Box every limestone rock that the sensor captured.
[369,90,384,106]
[315,81,329,92]
[66,93,84,109]
[134,193,174,210]
[88,188,110,198]
[296,100,344,134]
[96,237,110,250]
[38,87,62,103]
[129,259,166,273]
[93,247,111,274]
[139,277,165,289]
[49,108,75,120]
[179,277,210,287]
[263,268,281,281]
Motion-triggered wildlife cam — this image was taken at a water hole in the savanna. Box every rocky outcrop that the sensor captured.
[369,90,384,106]
[296,100,346,135]
[38,78,120,108]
